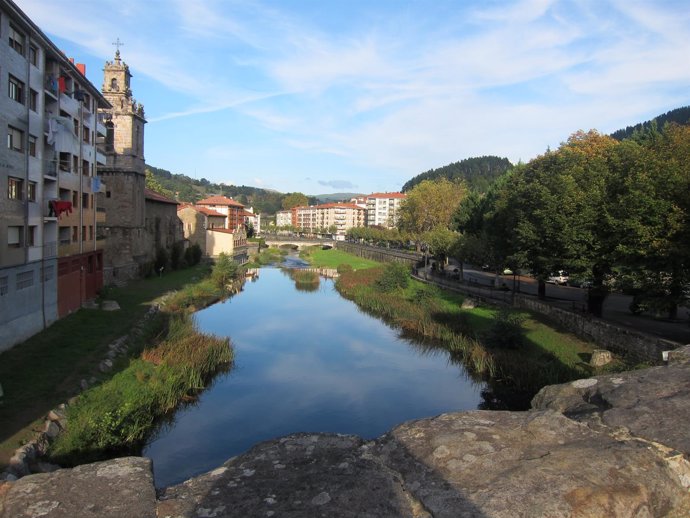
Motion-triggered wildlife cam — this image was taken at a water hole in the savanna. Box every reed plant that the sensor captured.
[49,314,231,465]
[47,260,243,466]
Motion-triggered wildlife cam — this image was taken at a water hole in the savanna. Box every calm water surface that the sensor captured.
[143,266,485,487]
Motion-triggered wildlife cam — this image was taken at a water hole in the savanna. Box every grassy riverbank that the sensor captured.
[337,265,597,407]
[0,264,215,470]
[299,247,379,270]
[303,248,598,408]
[46,257,243,465]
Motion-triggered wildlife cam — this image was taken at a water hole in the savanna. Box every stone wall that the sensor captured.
[336,242,421,267]
[514,294,678,364]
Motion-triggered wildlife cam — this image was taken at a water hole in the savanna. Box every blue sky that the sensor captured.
[20,0,690,195]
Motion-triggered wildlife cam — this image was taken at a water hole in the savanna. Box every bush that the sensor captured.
[376,263,410,292]
[171,242,185,270]
[184,244,202,266]
[485,309,524,349]
[155,247,169,273]
[211,253,240,289]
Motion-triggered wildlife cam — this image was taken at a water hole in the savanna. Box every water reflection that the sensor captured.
[143,267,484,488]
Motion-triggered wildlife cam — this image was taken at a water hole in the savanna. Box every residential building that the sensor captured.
[275,209,292,228]
[365,192,406,228]
[196,195,245,230]
[243,206,260,234]
[177,204,247,263]
[0,0,110,349]
[291,203,366,236]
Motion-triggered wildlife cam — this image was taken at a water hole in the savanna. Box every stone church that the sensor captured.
[97,50,182,284]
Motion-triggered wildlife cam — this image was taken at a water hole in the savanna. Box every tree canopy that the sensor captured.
[402,156,512,193]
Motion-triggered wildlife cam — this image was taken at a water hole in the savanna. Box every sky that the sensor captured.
[19,0,690,195]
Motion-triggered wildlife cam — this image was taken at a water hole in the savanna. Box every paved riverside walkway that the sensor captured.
[414,267,690,346]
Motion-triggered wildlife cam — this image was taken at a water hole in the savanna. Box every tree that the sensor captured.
[397,178,466,249]
[422,227,457,266]
[282,192,309,210]
[145,169,174,199]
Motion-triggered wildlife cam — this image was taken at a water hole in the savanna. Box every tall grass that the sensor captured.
[48,259,243,465]
[336,267,594,407]
[289,270,320,291]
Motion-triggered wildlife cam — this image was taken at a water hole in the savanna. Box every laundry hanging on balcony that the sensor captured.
[49,200,73,218]
[46,116,75,152]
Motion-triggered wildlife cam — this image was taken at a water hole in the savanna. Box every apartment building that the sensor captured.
[365,192,406,228]
[196,195,246,230]
[275,209,292,228]
[291,203,366,236]
[0,0,109,350]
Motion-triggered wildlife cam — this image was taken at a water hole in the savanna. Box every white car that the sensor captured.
[547,271,569,285]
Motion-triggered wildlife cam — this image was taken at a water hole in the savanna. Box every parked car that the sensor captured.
[568,276,593,289]
[547,270,569,285]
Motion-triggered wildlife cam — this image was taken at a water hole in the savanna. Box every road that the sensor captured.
[433,262,690,345]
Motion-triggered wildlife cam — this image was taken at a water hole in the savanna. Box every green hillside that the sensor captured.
[401,156,513,193]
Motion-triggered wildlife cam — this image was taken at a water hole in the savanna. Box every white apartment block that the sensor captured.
[365,192,406,228]
[275,209,292,228]
[1,0,109,350]
[293,203,366,236]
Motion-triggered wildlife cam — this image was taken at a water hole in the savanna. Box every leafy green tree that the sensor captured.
[397,178,466,250]
[422,227,456,266]
[211,253,240,289]
[145,170,174,199]
[282,192,309,210]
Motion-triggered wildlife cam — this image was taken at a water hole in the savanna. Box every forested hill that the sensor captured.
[610,106,690,141]
[401,156,513,193]
[146,165,317,214]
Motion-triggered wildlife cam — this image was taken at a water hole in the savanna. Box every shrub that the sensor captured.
[211,253,240,289]
[155,247,169,273]
[485,308,524,349]
[185,244,203,266]
[170,242,185,270]
[376,263,410,292]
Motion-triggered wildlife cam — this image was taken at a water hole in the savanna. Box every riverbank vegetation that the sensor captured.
[335,262,596,408]
[0,264,218,470]
[299,246,379,270]
[46,256,244,466]
[247,246,288,267]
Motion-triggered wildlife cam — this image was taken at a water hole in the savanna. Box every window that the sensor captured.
[8,177,23,200]
[0,276,8,296]
[7,226,22,247]
[27,181,36,201]
[89,225,94,240]
[16,270,33,290]
[29,89,37,111]
[28,134,36,157]
[71,226,78,242]
[7,126,24,152]
[29,45,38,67]
[9,25,24,55]
[82,192,89,209]
[8,75,24,104]
[72,155,78,174]
[72,191,78,207]
[27,226,36,246]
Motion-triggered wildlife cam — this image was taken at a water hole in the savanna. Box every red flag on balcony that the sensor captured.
[58,77,66,93]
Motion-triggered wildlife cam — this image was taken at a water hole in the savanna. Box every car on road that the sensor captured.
[547,270,569,285]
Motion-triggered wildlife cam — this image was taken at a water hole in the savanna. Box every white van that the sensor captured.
[547,271,569,285]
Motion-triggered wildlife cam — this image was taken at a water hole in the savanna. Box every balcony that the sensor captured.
[43,241,57,259]
[96,150,107,165]
[96,120,107,137]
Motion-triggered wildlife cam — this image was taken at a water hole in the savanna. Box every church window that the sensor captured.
[110,77,118,91]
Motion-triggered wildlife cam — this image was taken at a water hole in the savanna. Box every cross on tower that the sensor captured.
[113,37,124,54]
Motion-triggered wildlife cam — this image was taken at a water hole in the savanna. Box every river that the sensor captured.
[143,265,485,488]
